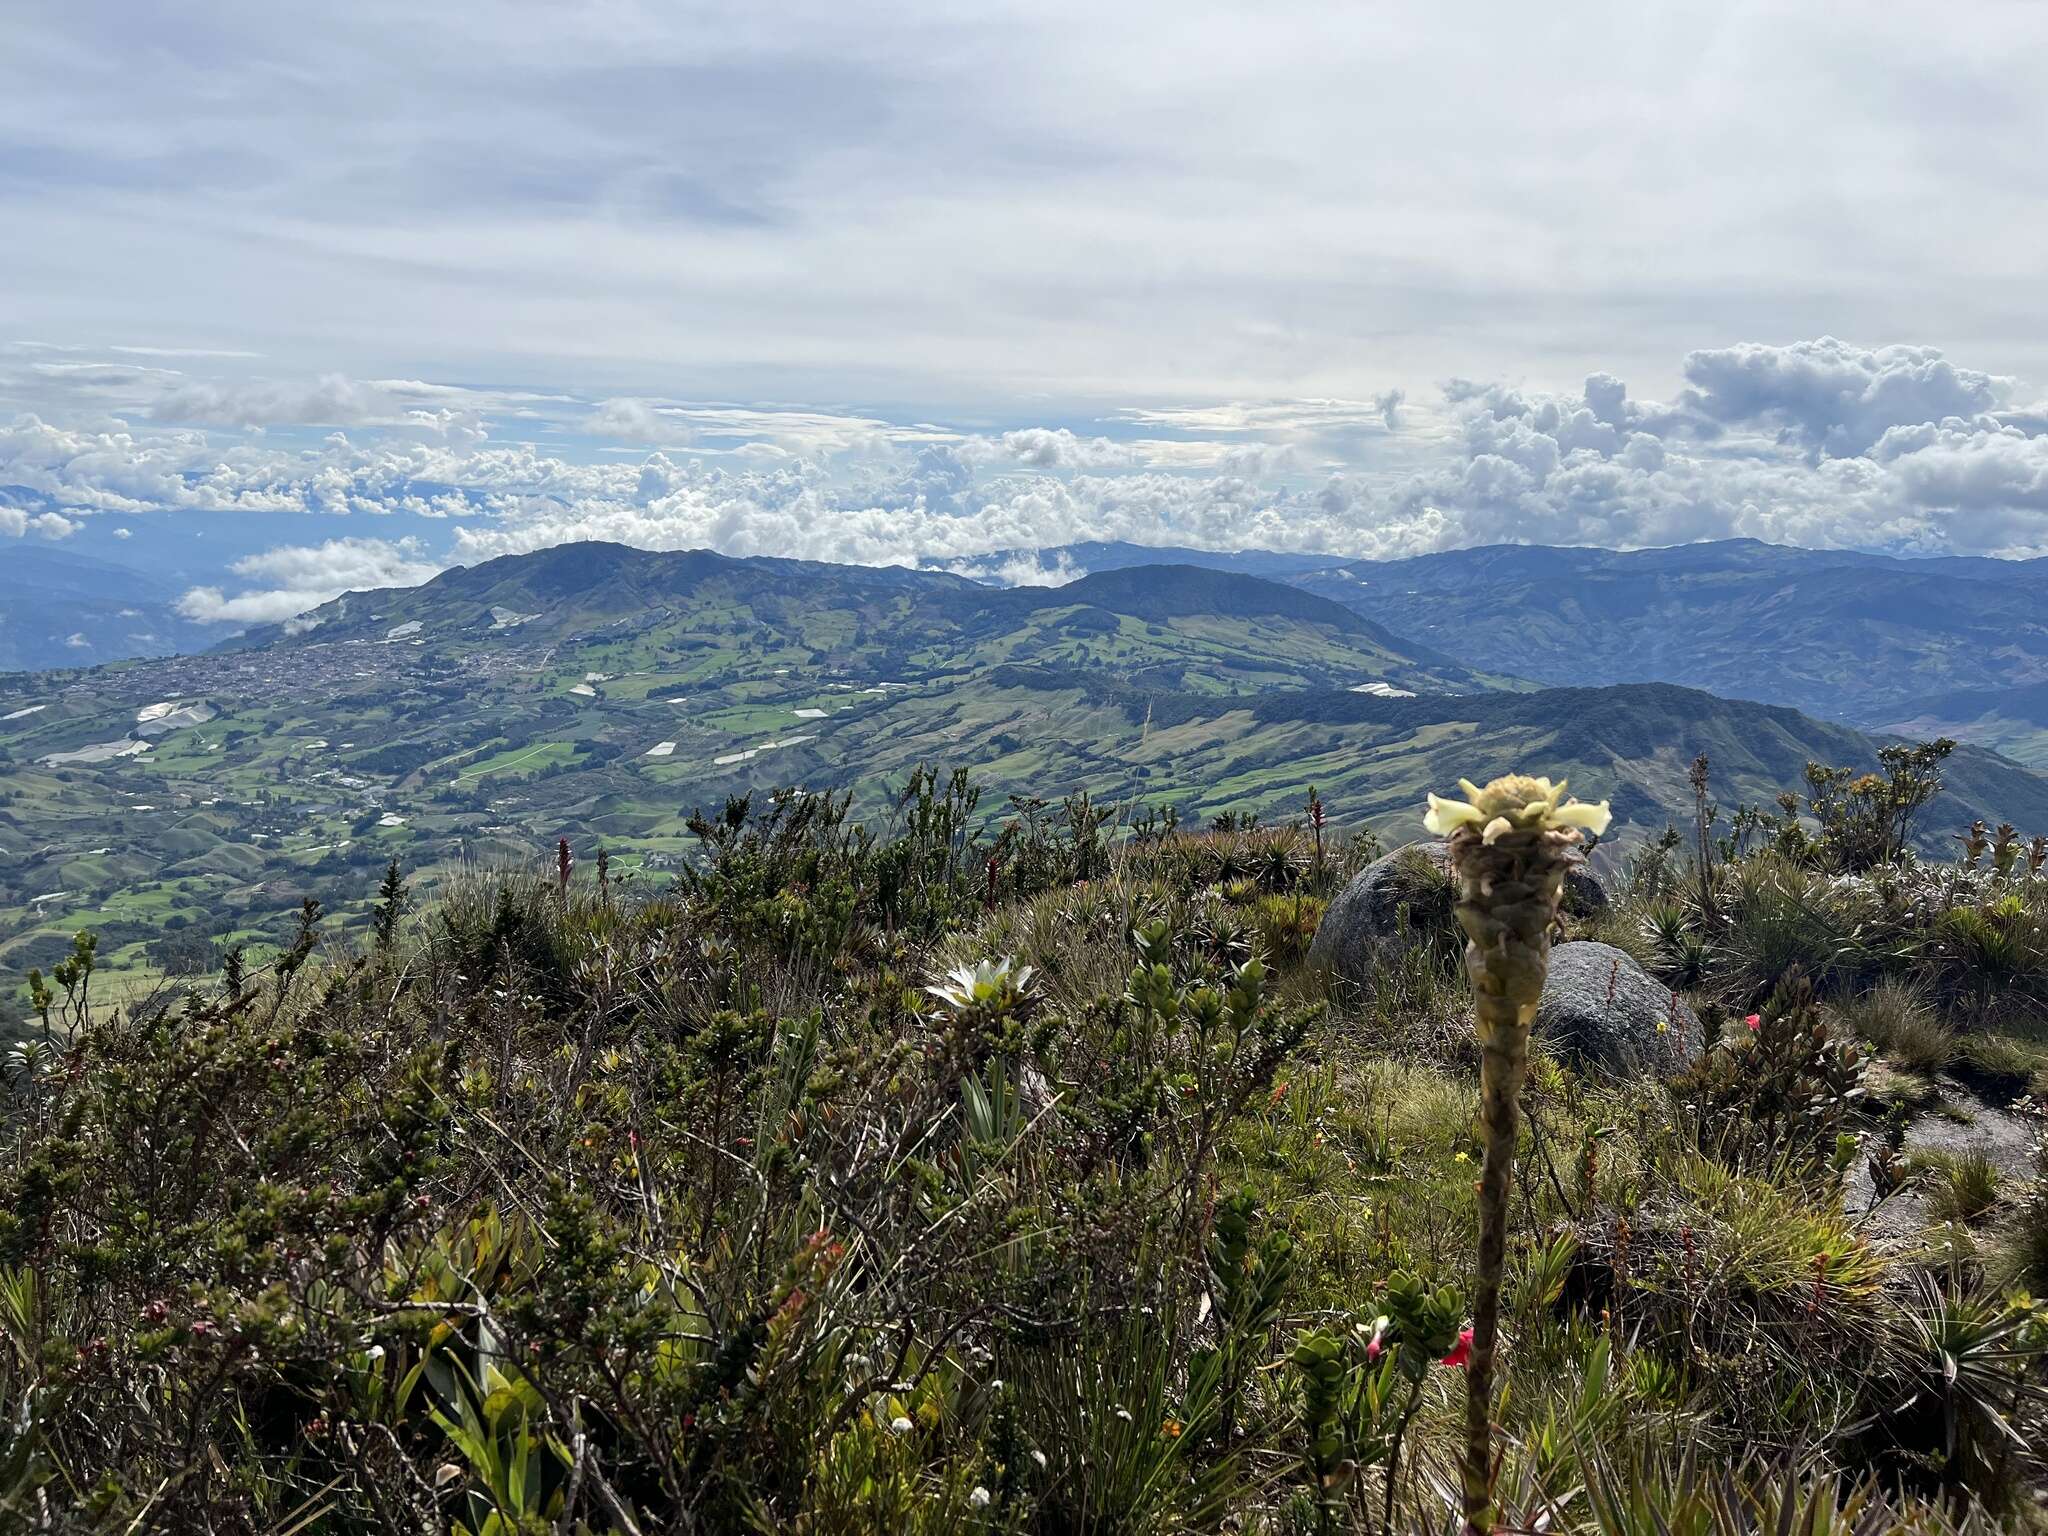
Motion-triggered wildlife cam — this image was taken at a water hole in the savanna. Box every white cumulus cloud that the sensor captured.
[176,537,444,625]
[10,336,2048,571]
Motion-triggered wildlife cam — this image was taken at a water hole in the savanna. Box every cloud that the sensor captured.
[175,537,444,624]
[1677,338,2011,457]
[992,428,1134,470]
[147,374,424,430]
[13,336,2048,569]
[948,550,1087,587]
[13,5,2048,412]
[0,502,78,539]
[587,398,952,456]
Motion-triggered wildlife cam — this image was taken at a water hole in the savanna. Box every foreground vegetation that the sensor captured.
[4,765,2047,1532]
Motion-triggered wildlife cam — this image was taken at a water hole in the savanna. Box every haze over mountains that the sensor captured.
[2,545,221,670]
[5,538,2048,983]
[1288,539,2048,739]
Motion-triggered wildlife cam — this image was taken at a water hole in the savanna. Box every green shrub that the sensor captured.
[7,771,2046,1533]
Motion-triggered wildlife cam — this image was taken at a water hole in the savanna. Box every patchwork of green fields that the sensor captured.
[5,547,2044,1004]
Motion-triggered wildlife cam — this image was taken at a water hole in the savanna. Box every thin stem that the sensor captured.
[1464,1001,1527,1533]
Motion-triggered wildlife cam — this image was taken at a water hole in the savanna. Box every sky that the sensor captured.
[5,1,2048,623]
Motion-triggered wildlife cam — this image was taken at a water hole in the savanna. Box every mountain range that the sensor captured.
[231,542,1500,697]
[0,544,222,671]
[1284,539,2048,762]
[14,533,2048,768]
[4,540,2047,989]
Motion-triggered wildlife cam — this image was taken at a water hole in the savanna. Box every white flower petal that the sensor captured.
[1549,799,1612,835]
[1481,815,1514,844]
[1424,793,1486,835]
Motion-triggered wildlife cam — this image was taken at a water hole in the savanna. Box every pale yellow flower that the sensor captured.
[1423,792,1487,835]
[1422,773,1611,840]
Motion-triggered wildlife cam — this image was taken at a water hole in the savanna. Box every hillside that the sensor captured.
[1881,680,2048,771]
[0,547,1505,978]
[3,540,2043,989]
[233,543,1492,697]
[1285,538,2048,737]
[819,672,2048,855]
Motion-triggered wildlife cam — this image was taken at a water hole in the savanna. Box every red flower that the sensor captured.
[1440,1327,1474,1368]
[1744,1013,1761,1032]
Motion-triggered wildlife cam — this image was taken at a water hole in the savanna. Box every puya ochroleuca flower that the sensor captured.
[1424,774,1610,846]
[1422,770,1606,1533]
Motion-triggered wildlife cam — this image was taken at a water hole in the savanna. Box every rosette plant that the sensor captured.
[1424,774,1609,1534]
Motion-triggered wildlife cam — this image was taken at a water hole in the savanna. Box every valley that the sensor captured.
[1283,538,2048,762]
[5,542,2045,995]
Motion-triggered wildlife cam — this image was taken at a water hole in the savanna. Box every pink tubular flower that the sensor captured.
[1365,1316,1388,1362]
[1744,1013,1761,1032]
[1440,1327,1473,1368]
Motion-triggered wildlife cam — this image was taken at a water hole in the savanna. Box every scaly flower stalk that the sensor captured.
[1423,774,1608,1535]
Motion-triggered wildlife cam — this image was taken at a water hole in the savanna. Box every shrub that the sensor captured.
[7,767,2046,1532]
[1673,967,1870,1178]
[1925,897,2048,1026]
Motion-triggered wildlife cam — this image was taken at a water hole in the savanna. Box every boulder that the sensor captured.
[1309,841,1458,985]
[1562,865,1609,916]
[1529,941,1701,1077]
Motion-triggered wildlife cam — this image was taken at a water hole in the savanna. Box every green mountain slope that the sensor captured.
[1287,538,2048,729]
[235,544,1499,697]
[3,543,2042,990]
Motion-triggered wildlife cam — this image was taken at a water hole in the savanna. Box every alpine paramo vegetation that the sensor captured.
[3,756,2047,1534]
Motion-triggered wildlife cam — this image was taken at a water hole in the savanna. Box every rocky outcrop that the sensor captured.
[1528,941,1701,1077]
[1562,865,1609,915]
[1309,841,1457,985]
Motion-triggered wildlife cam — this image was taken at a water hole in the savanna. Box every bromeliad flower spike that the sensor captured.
[1424,773,1607,1536]
[1424,775,1612,846]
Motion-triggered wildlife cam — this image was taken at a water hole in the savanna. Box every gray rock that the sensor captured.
[1530,941,1701,1077]
[1562,865,1609,915]
[1309,841,1458,985]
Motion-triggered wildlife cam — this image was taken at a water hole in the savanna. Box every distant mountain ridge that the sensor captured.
[236,542,1501,697]
[1283,537,2048,730]
[0,543,221,670]
[254,543,1366,640]
[929,533,2048,774]
[7,539,2048,983]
